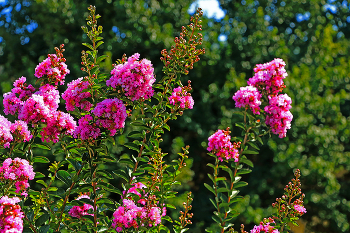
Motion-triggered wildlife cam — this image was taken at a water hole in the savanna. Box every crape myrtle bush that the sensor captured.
[0,6,306,233]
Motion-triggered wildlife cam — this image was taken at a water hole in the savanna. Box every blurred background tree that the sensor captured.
[0,0,349,232]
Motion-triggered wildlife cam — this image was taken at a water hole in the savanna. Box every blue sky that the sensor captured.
[188,0,225,20]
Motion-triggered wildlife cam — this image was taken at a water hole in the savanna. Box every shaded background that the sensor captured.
[0,0,350,232]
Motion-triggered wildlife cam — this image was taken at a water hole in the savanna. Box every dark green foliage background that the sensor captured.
[0,0,349,232]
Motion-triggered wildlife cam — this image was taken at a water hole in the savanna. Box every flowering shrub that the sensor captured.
[0,6,306,233]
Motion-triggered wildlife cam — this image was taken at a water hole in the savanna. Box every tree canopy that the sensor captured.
[0,0,349,232]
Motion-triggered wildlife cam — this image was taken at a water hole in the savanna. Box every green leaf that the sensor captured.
[34,172,45,179]
[82,42,94,50]
[162,215,173,223]
[124,142,140,152]
[67,158,82,171]
[96,41,104,48]
[166,203,176,209]
[233,181,248,189]
[118,158,135,167]
[35,214,49,227]
[212,215,221,224]
[33,157,50,163]
[207,174,215,183]
[97,55,108,64]
[204,183,215,195]
[113,169,129,181]
[229,190,240,199]
[27,211,34,222]
[39,225,50,233]
[209,198,217,208]
[32,144,51,150]
[247,141,260,150]
[36,180,47,188]
[236,169,252,175]
[217,187,229,193]
[235,122,246,130]
[221,166,234,181]
[56,170,72,186]
[240,157,254,167]
[242,150,259,155]
[127,131,143,139]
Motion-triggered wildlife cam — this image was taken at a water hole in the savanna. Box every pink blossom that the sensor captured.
[62,77,92,112]
[0,115,13,148]
[248,58,287,96]
[91,98,127,136]
[148,207,162,227]
[35,84,60,110]
[107,53,155,101]
[73,114,101,140]
[207,129,240,162]
[232,85,262,114]
[169,86,194,109]
[18,94,52,125]
[68,195,93,219]
[40,111,76,143]
[112,199,143,231]
[123,182,147,199]
[0,196,24,233]
[264,94,293,138]
[250,221,279,233]
[3,77,35,116]
[294,204,307,214]
[10,120,32,143]
[35,54,70,86]
[0,158,35,197]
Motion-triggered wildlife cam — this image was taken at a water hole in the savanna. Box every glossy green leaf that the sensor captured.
[56,170,72,186]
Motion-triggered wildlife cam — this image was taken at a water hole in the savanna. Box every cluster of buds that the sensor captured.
[160,8,205,75]
[179,192,194,228]
[271,169,306,230]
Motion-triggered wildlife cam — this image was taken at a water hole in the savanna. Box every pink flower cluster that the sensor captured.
[112,199,165,232]
[207,129,240,162]
[34,54,70,86]
[250,221,280,233]
[293,204,307,215]
[68,195,93,219]
[0,116,13,148]
[169,86,194,109]
[91,98,127,136]
[3,77,76,143]
[247,58,287,96]
[0,158,35,197]
[3,77,35,116]
[62,77,92,112]
[73,115,101,141]
[232,86,262,115]
[0,196,24,233]
[112,183,166,232]
[264,94,293,138]
[107,53,155,101]
[10,120,33,143]
[232,59,293,138]
[41,111,77,143]
[0,116,32,148]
